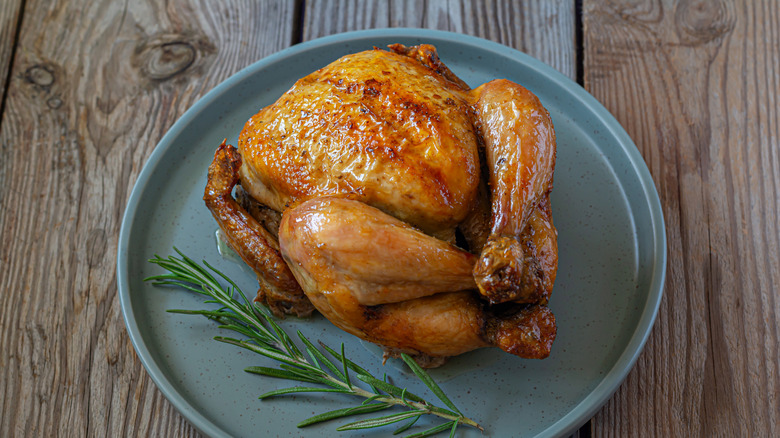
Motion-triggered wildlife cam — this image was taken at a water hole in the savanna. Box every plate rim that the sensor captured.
[117,27,667,438]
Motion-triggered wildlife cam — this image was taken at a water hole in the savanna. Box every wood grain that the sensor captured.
[583,0,779,435]
[4,0,777,436]
[302,0,576,80]
[0,0,23,111]
[0,0,296,436]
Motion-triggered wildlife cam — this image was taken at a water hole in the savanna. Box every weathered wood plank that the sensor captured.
[0,0,23,113]
[583,0,779,435]
[302,0,576,80]
[2,0,778,437]
[0,0,296,436]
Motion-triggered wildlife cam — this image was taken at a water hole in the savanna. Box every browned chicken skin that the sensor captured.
[204,142,314,317]
[471,80,557,304]
[279,197,556,361]
[238,45,480,241]
[204,44,558,366]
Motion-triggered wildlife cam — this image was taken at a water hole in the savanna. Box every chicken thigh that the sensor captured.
[204,44,558,366]
[279,197,556,364]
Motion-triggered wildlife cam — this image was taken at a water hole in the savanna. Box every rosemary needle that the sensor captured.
[145,249,484,437]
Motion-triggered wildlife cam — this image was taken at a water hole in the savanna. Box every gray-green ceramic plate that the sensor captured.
[118,29,666,438]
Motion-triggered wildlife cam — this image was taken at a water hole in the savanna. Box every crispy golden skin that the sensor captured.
[278,197,555,361]
[204,44,558,365]
[204,142,314,317]
[470,80,557,304]
[237,46,480,240]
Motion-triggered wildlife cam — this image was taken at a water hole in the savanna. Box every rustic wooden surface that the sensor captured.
[0,0,23,108]
[585,0,779,436]
[0,1,297,436]
[0,0,777,436]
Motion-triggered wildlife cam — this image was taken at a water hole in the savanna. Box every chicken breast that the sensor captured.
[237,46,480,240]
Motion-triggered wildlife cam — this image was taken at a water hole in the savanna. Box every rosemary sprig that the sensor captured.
[145,249,483,437]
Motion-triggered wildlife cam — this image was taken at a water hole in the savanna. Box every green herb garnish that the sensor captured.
[146,249,483,437]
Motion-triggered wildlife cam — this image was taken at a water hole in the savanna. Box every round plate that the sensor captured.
[118,29,665,438]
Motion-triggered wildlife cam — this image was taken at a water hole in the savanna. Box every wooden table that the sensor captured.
[1,0,777,436]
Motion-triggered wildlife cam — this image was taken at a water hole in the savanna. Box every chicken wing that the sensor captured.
[204,141,314,317]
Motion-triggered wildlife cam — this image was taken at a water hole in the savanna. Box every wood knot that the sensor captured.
[24,64,55,89]
[20,61,64,105]
[141,41,195,80]
[133,34,214,82]
[675,0,735,45]
[47,96,62,109]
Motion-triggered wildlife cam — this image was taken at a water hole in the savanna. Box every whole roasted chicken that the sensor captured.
[204,44,558,367]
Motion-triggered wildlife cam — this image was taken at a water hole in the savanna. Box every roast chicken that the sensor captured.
[204,44,558,367]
